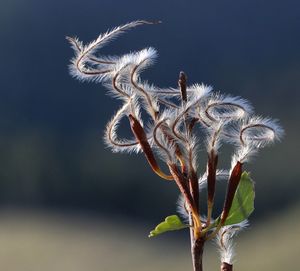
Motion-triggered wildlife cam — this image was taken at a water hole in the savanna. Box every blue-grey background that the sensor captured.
[0,1,299,270]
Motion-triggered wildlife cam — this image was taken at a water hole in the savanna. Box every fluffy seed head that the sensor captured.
[216,220,249,264]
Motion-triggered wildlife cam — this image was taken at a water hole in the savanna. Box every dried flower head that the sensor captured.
[67,20,284,271]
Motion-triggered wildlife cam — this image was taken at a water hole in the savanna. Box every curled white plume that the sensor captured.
[203,95,252,154]
[205,121,226,154]
[127,49,159,119]
[67,20,159,83]
[169,89,211,144]
[131,47,158,78]
[231,144,258,167]
[68,57,113,83]
[104,81,133,101]
[151,114,178,164]
[225,116,283,147]
[186,85,212,112]
[200,94,253,125]
[216,220,249,265]
[143,84,179,97]
[74,21,152,57]
[239,116,284,147]
[227,116,284,166]
[132,81,160,119]
[66,36,83,56]
[187,83,213,101]
[104,96,147,153]
[112,52,139,77]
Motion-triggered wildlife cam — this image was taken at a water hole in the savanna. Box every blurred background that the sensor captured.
[0,0,299,270]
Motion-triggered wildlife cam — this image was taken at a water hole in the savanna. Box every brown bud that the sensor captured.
[221,161,243,225]
[178,71,187,103]
[221,262,233,271]
[128,114,173,180]
[207,150,218,204]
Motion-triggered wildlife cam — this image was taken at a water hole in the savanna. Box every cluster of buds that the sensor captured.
[67,20,283,271]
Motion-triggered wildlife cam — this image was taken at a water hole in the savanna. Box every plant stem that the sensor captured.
[189,214,205,271]
[191,236,205,271]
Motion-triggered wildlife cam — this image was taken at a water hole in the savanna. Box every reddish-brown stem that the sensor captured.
[168,163,202,236]
[206,150,218,225]
[168,163,194,212]
[178,71,204,270]
[189,168,199,213]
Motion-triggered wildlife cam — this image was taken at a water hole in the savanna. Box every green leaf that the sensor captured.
[148,215,188,238]
[224,171,255,226]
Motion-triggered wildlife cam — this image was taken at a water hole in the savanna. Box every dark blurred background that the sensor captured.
[0,0,299,270]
